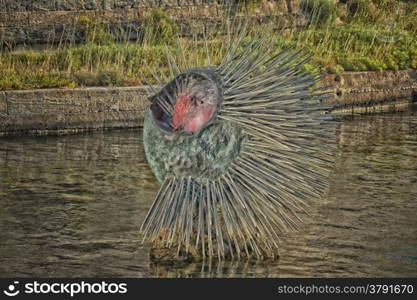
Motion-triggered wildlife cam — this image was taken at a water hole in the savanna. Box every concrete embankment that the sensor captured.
[0,69,416,137]
[0,86,149,136]
[324,69,417,114]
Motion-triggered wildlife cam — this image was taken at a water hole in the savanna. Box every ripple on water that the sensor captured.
[1,108,417,277]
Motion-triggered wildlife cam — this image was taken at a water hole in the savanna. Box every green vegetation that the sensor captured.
[0,2,416,90]
[301,0,338,25]
[76,16,115,45]
[142,8,179,45]
[0,43,171,90]
[287,25,417,73]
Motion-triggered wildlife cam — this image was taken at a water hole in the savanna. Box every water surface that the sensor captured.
[1,106,416,277]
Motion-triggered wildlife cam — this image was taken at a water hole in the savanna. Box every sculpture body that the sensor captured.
[141,40,337,260]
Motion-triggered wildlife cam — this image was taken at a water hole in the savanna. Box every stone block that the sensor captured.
[0,92,6,115]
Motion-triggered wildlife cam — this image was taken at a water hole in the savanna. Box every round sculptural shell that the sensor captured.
[143,110,244,183]
[149,67,223,136]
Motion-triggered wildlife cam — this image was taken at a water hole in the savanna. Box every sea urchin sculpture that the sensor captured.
[140,35,336,260]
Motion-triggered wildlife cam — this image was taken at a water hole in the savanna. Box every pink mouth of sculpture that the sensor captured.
[172,93,215,133]
[151,74,219,134]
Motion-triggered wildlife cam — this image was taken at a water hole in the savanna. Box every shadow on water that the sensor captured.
[0,105,417,277]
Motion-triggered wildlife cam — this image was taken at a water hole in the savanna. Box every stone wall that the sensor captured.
[0,1,305,47]
[1,69,416,137]
[0,1,221,11]
[0,5,228,46]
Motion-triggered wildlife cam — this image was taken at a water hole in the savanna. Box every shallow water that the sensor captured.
[1,106,417,277]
